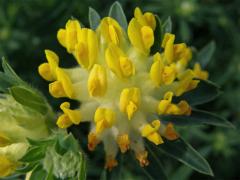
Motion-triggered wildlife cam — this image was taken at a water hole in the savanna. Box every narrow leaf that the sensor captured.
[2,58,22,82]
[159,138,213,176]
[161,109,234,128]
[109,1,128,30]
[30,165,47,180]
[144,144,168,180]
[45,165,54,180]
[197,41,216,68]
[20,147,46,162]
[174,80,221,106]
[89,7,101,30]
[16,162,38,173]
[27,138,55,147]
[9,86,47,114]
[78,153,87,180]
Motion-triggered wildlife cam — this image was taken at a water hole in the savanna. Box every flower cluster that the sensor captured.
[38,7,208,169]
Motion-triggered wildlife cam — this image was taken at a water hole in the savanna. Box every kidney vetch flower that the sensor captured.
[38,7,208,170]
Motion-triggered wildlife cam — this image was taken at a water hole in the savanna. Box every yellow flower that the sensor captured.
[128,8,155,55]
[98,17,124,46]
[158,91,191,115]
[39,7,209,170]
[57,102,82,129]
[57,19,81,53]
[141,120,163,145]
[193,63,209,80]
[74,28,99,70]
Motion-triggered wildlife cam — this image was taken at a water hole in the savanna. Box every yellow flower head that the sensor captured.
[39,7,209,170]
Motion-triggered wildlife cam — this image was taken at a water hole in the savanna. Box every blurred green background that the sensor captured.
[0,0,239,179]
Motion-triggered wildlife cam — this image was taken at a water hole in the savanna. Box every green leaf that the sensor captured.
[20,146,46,162]
[16,162,38,173]
[161,109,234,128]
[174,80,221,106]
[161,17,172,36]
[78,153,87,180]
[197,41,216,68]
[109,1,128,30]
[9,86,48,114]
[30,165,47,180]
[0,59,25,92]
[143,144,169,180]
[150,15,162,55]
[169,165,192,180]
[89,7,101,30]
[99,169,107,180]
[27,138,55,147]
[179,20,191,42]
[45,165,54,180]
[159,138,213,176]
[2,57,23,83]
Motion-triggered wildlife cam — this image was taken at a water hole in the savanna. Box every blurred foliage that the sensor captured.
[0,0,240,179]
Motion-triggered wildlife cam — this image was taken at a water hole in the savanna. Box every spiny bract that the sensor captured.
[38,7,208,170]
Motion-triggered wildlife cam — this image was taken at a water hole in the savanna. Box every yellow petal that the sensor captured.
[57,29,66,47]
[88,64,107,97]
[99,17,123,45]
[128,18,146,54]
[136,150,149,167]
[38,63,54,81]
[162,63,176,85]
[164,123,179,140]
[117,134,130,153]
[65,19,81,53]
[105,44,134,78]
[162,33,175,64]
[75,28,98,69]
[56,114,73,129]
[141,26,154,50]
[49,81,66,98]
[94,108,116,134]
[150,53,164,86]
[88,132,100,151]
[60,102,81,125]
[119,88,141,120]
[44,49,59,79]
[56,68,74,98]
[193,63,209,80]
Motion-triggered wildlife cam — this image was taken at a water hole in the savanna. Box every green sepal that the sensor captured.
[55,133,79,155]
[89,7,101,30]
[161,109,234,128]
[157,138,213,176]
[108,1,128,30]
